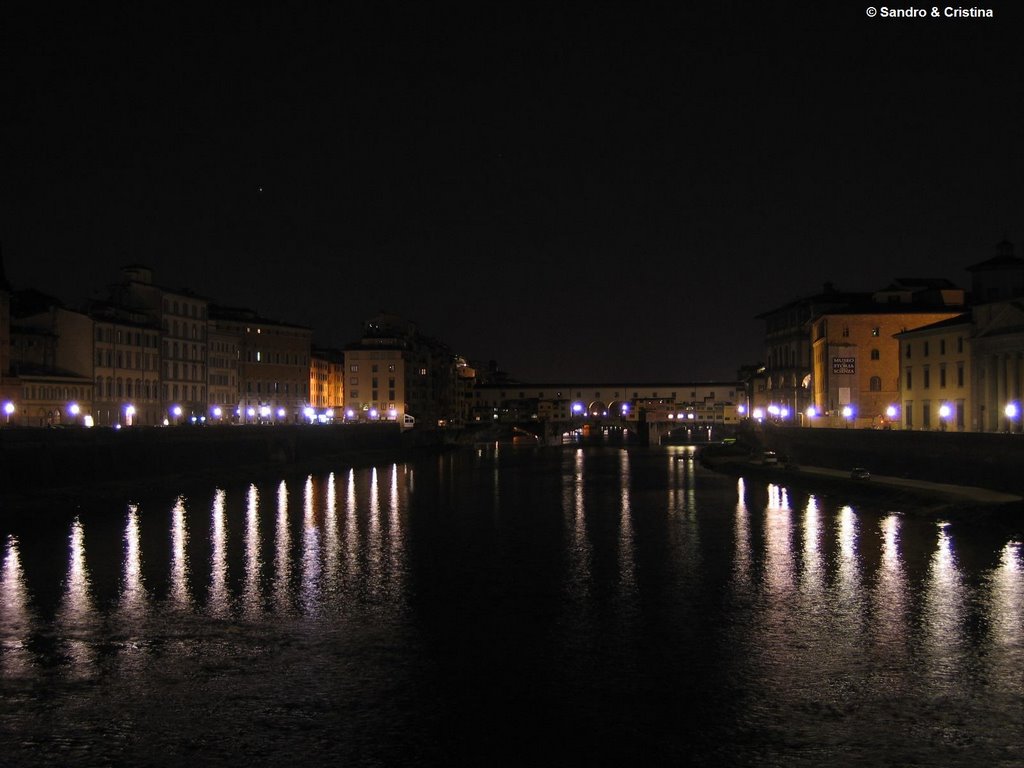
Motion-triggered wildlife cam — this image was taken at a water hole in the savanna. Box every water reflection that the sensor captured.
[301,476,321,616]
[872,514,908,658]
[388,464,405,599]
[57,519,97,678]
[119,504,148,623]
[733,478,751,589]
[985,542,1023,699]
[922,522,967,692]
[209,489,230,618]
[800,495,823,600]
[0,536,35,677]
[1,452,1023,767]
[563,449,591,599]
[368,467,382,598]
[168,496,192,611]
[764,484,794,597]
[345,469,358,582]
[242,484,263,619]
[274,481,292,615]
[324,472,340,602]
[618,449,636,593]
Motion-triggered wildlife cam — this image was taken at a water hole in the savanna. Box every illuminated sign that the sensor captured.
[832,356,856,375]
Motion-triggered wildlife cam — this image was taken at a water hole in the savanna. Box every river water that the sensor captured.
[1,445,1021,766]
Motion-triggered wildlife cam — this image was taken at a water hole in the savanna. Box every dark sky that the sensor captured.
[3,3,1022,382]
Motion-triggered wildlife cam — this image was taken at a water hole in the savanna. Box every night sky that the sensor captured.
[3,4,1022,382]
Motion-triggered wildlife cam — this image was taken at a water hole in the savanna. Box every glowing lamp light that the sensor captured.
[805,406,817,418]
[779,407,790,419]
[125,405,136,417]
[114,423,122,430]
[277,408,286,419]
[572,403,584,414]
[83,415,94,428]
[3,402,14,416]
[325,409,334,419]
[345,409,355,419]
[841,405,854,419]
[938,403,952,420]
[247,407,256,418]
[260,405,271,418]
[752,408,764,420]
[688,413,695,420]
[68,402,81,416]
[737,404,746,415]
[1005,402,1019,419]
[885,405,898,419]
[213,406,223,418]
[172,405,183,417]
[369,408,379,419]
[303,406,315,420]
[767,405,780,416]
[389,409,397,418]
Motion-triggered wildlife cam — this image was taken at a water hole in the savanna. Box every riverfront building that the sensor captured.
[895,315,973,431]
[344,314,462,426]
[207,323,240,419]
[89,300,163,427]
[756,283,867,426]
[110,266,211,420]
[310,346,344,411]
[209,305,312,423]
[965,242,1024,432]
[7,290,94,426]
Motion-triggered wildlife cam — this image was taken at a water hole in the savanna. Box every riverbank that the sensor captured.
[0,424,453,510]
[699,449,1024,520]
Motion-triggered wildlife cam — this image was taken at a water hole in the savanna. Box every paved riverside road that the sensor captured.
[796,465,1023,504]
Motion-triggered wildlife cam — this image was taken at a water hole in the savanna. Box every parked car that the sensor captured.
[762,451,779,465]
[851,467,871,480]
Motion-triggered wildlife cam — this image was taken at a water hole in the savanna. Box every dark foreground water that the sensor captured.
[1,445,1021,767]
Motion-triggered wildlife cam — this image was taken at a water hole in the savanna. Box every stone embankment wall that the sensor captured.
[0,424,423,493]
[755,424,1024,494]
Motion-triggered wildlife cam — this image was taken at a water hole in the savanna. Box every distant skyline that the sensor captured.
[4,4,1022,381]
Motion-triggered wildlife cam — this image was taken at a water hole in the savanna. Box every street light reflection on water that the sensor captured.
[0,448,1022,765]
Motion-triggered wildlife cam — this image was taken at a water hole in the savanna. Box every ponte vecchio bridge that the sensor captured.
[471,381,746,445]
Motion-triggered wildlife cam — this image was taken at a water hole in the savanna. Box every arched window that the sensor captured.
[870,349,880,360]
[869,376,882,391]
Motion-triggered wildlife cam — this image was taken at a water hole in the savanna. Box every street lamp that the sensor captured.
[938,403,952,431]
[125,404,136,427]
[2,401,13,424]
[1006,402,1019,432]
[841,405,854,428]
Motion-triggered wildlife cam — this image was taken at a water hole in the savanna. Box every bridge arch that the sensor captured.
[588,400,608,417]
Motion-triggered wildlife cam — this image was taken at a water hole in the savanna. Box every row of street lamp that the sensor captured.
[0,400,403,427]
[746,401,1021,427]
